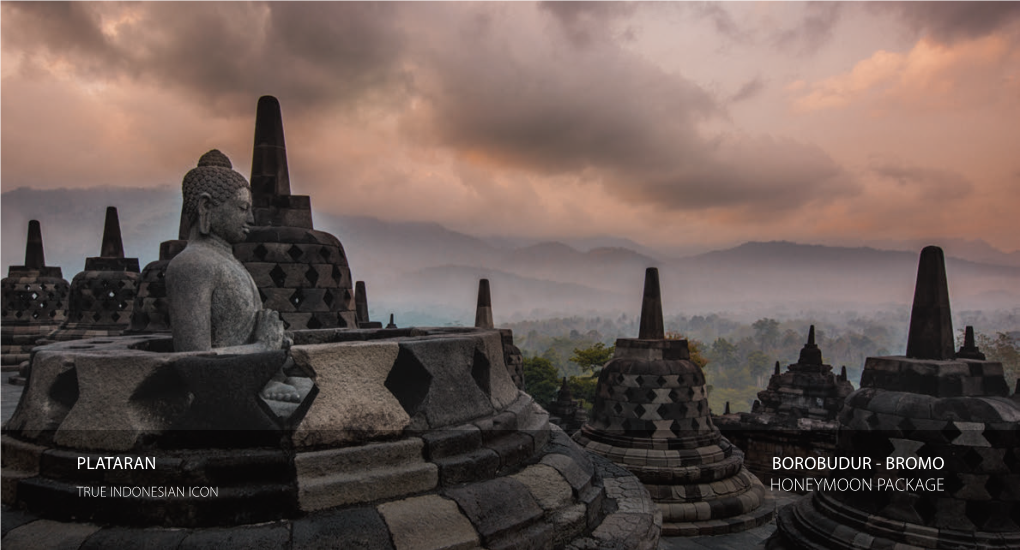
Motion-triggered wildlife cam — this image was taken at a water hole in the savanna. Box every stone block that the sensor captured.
[422,424,482,459]
[512,464,574,511]
[397,337,494,428]
[177,522,291,550]
[378,494,480,550]
[444,477,543,541]
[475,330,520,411]
[434,449,500,486]
[80,527,190,550]
[290,341,408,448]
[4,351,78,440]
[291,507,394,550]
[541,452,593,495]
[2,519,101,550]
[53,352,183,451]
[297,459,437,512]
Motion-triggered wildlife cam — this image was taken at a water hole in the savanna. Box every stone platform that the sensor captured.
[1,327,661,549]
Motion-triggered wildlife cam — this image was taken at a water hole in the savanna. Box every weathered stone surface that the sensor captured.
[475,330,520,411]
[4,351,79,440]
[291,507,394,550]
[53,352,180,450]
[295,439,437,511]
[80,527,189,550]
[378,494,481,550]
[291,341,407,447]
[397,336,494,428]
[512,464,574,511]
[445,477,544,541]
[2,519,101,550]
[177,522,290,550]
[1,507,38,537]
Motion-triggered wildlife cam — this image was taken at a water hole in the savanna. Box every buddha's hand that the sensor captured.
[254,309,287,350]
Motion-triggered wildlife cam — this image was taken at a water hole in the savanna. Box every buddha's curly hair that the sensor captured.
[181,150,251,225]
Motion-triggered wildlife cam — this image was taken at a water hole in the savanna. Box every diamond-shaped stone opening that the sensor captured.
[289,289,305,307]
[306,315,323,330]
[318,246,331,261]
[385,347,433,416]
[613,402,624,414]
[287,245,303,262]
[634,404,646,417]
[254,244,269,261]
[93,312,103,322]
[941,422,962,443]
[471,348,492,397]
[269,265,287,287]
[962,448,985,470]
[258,375,319,427]
[634,375,644,386]
[645,389,657,402]
[304,266,319,287]
[668,389,681,402]
[331,265,343,282]
[656,375,667,386]
[322,290,334,307]
[686,387,695,398]
[985,476,1004,499]
[898,417,916,437]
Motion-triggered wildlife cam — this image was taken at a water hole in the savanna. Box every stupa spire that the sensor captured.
[957,325,986,360]
[355,281,370,325]
[798,325,823,365]
[24,220,46,269]
[905,246,955,360]
[638,267,664,340]
[250,95,291,204]
[100,206,125,258]
[474,279,493,329]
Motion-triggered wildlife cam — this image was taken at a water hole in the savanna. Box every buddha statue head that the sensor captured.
[181,149,253,244]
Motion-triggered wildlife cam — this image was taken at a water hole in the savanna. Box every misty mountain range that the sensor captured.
[3,187,1019,325]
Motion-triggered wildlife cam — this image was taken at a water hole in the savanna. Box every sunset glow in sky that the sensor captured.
[3,2,1019,253]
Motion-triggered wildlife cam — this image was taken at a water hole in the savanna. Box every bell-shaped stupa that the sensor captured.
[232,96,357,330]
[43,207,140,342]
[574,268,774,535]
[1,221,70,375]
[770,246,1020,550]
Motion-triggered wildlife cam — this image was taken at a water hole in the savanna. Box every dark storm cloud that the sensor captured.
[870,2,1020,44]
[2,2,858,215]
[870,158,973,199]
[0,2,410,116]
[409,4,854,213]
[772,2,844,55]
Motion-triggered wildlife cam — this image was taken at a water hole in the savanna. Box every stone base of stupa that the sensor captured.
[575,431,775,536]
[1,327,661,550]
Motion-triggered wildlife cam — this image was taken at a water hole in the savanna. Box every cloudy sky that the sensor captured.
[3,2,1019,254]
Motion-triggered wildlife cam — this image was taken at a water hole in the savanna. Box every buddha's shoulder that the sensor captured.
[167,244,232,280]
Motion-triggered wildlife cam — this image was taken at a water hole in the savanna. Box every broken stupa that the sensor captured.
[233,96,358,330]
[1,113,660,549]
[41,207,140,343]
[1,221,70,378]
[769,246,1020,550]
[715,325,854,485]
[574,267,775,535]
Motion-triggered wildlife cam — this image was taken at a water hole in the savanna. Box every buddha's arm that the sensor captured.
[167,255,214,352]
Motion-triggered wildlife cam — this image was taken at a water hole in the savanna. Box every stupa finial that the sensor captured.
[100,206,125,259]
[905,246,955,360]
[798,325,823,365]
[638,267,664,340]
[355,281,370,325]
[24,220,46,269]
[474,279,494,329]
[250,95,291,204]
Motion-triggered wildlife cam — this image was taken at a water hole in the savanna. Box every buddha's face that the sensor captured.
[208,187,254,244]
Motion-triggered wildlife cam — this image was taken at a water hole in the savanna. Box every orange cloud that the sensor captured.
[791,34,1016,114]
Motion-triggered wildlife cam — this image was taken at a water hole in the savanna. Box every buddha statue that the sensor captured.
[167,150,301,402]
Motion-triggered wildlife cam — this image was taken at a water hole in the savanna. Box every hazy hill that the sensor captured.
[3,187,1018,322]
